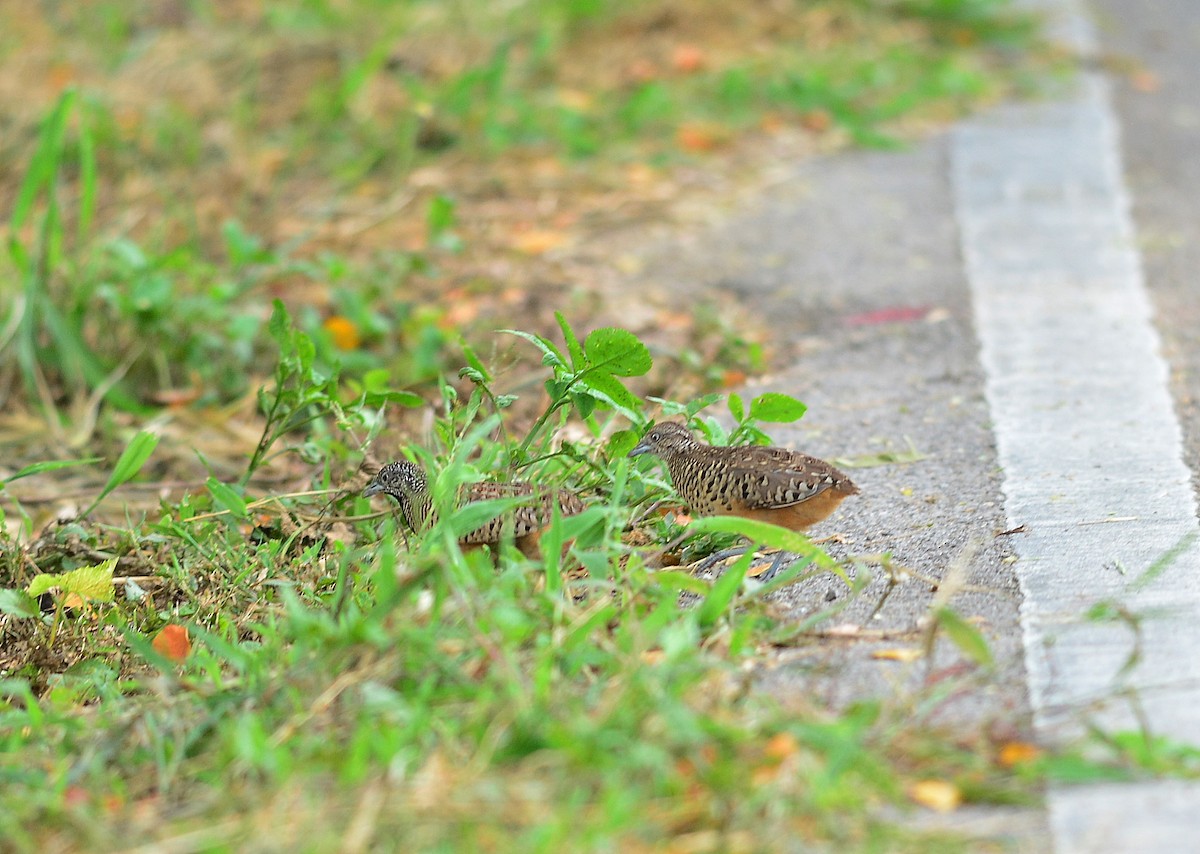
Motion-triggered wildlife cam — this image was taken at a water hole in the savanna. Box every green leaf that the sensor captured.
[687,516,841,573]
[268,299,291,347]
[697,550,753,629]
[727,392,745,422]
[28,559,116,603]
[2,457,102,485]
[10,89,75,235]
[568,390,597,420]
[460,340,492,383]
[362,389,423,408]
[556,312,586,371]
[583,328,652,377]
[748,392,807,423]
[500,329,566,369]
[647,570,710,595]
[27,573,64,598]
[77,109,96,241]
[0,589,40,618]
[578,371,641,414]
[605,430,639,459]
[207,478,248,520]
[935,607,993,667]
[83,430,159,515]
[442,496,522,542]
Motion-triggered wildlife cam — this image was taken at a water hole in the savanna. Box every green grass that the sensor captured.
[4,316,1200,851]
[0,0,1055,425]
[2,3,1170,850]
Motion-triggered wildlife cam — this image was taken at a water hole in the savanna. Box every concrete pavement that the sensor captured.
[615,0,1200,849]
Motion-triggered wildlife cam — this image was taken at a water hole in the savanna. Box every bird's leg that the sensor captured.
[691,540,757,574]
[751,549,797,583]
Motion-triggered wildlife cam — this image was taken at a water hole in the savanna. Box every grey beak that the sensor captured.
[628,438,652,458]
[362,480,385,498]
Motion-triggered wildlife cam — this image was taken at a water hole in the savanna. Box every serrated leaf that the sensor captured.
[64,559,117,602]
[29,560,116,603]
[27,573,65,598]
[206,478,248,520]
[579,370,641,412]
[748,392,807,423]
[935,607,993,667]
[583,328,652,377]
[0,588,41,618]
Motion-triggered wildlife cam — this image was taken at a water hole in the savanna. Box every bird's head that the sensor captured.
[363,460,430,529]
[628,422,697,461]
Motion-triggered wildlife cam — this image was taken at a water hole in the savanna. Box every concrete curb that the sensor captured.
[953,0,1200,849]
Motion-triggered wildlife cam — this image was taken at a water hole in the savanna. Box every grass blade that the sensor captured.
[83,430,159,515]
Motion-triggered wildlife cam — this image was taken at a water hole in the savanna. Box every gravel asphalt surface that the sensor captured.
[607,1,1200,850]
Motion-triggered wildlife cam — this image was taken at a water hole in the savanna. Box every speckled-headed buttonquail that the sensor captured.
[363,460,585,559]
[628,422,858,575]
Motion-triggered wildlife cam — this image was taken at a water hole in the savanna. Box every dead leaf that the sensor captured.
[152,624,191,662]
[763,732,798,761]
[909,779,961,812]
[997,741,1042,768]
[1131,69,1160,93]
[676,124,722,153]
[800,109,832,133]
[671,44,706,73]
[323,316,361,350]
[721,369,747,388]
[151,387,203,407]
[871,647,923,663]
[512,229,568,255]
[625,58,659,83]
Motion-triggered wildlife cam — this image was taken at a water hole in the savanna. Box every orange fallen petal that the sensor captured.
[153,624,191,662]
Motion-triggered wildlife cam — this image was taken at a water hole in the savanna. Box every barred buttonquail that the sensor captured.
[629,422,858,577]
[363,460,584,559]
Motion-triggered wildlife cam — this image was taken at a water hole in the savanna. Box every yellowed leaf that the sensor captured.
[872,647,923,663]
[512,229,568,255]
[909,779,961,812]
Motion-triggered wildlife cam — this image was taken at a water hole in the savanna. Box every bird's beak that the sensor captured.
[362,479,385,498]
[628,437,652,458]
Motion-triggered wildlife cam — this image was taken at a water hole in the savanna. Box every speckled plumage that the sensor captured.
[628,422,858,530]
[363,460,584,557]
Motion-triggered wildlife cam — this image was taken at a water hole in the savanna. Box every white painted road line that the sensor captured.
[953,0,1200,849]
